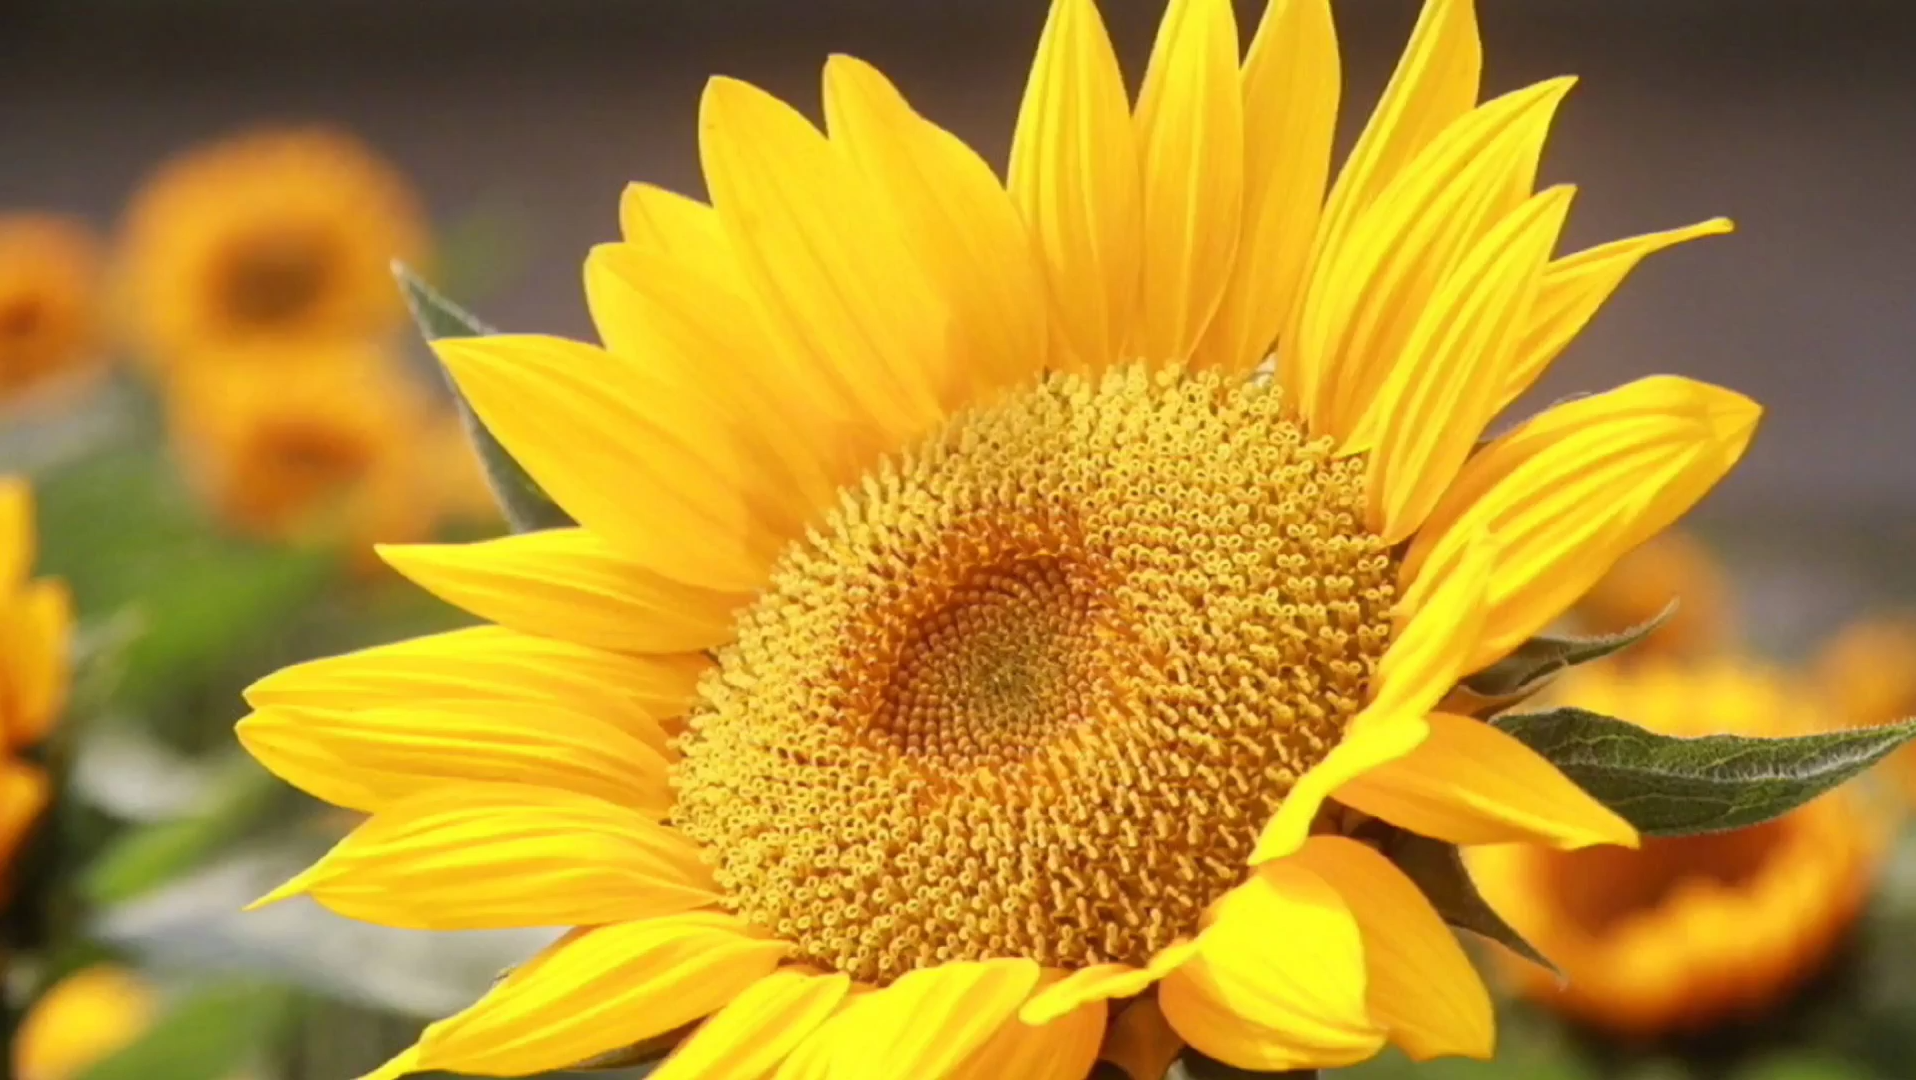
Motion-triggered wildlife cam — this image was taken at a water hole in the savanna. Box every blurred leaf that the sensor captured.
[1736,1055,1870,1080]
[426,201,532,308]
[82,759,284,904]
[1494,708,1916,836]
[394,262,574,534]
[1371,829,1555,973]
[1446,604,1674,717]
[75,978,293,1080]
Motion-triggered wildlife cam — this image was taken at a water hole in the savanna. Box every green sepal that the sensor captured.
[394,261,575,534]
[1169,1051,1317,1078]
[1365,825,1557,974]
[1494,707,1916,837]
[1446,603,1676,717]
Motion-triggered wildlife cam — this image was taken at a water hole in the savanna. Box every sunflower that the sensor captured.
[1814,615,1916,797]
[239,0,1761,1074]
[0,479,64,883]
[116,127,426,367]
[164,343,487,552]
[0,215,104,405]
[13,966,159,1080]
[1571,531,1731,662]
[1469,658,1883,1039]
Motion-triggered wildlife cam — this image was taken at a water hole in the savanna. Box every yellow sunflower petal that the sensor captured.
[952,982,1104,1080]
[1251,534,1493,863]
[772,993,881,1080]
[824,959,1041,1080]
[1019,940,1200,1025]
[248,784,717,930]
[1009,0,1141,369]
[1292,77,1574,444]
[243,624,707,728]
[434,334,782,592]
[1159,860,1385,1070]
[1291,835,1493,1061]
[412,914,788,1077]
[1132,0,1243,363]
[1335,711,1638,850]
[649,968,851,1080]
[377,530,744,655]
[699,75,950,436]
[619,182,728,266]
[822,54,1047,394]
[237,701,672,815]
[1364,185,1576,542]
[1282,0,1479,409]
[1497,217,1735,413]
[0,477,30,588]
[584,241,842,513]
[1100,999,1185,1080]
[1401,375,1762,670]
[1193,0,1338,372]
[0,578,72,749]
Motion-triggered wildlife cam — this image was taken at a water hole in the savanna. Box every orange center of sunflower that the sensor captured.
[219,229,336,328]
[672,365,1398,984]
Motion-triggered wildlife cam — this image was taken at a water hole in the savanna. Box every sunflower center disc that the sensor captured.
[674,364,1399,984]
[221,228,336,327]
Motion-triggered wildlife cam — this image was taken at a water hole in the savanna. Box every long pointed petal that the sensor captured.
[649,968,851,1080]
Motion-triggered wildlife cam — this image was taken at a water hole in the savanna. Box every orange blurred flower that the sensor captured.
[116,127,426,369]
[1814,614,1916,794]
[0,479,64,883]
[1572,531,1732,661]
[1470,658,1883,1039]
[13,966,159,1080]
[0,215,104,405]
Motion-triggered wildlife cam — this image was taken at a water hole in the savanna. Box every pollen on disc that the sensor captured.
[671,363,1399,985]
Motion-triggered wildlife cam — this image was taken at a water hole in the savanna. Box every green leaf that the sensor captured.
[1367,827,1556,974]
[1448,603,1675,717]
[394,261,574,534]
[82,759,285,904]
[1494,707,1916,837]
[74,979,293,1080]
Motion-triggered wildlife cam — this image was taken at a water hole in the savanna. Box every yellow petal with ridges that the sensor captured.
[1193,0,1338,372]
[1335,711,1638,850]
[1497,218,1735,413]
[1009,0,1141,370]
[1283,0,1479,410]
[1295,78,1575,445]
[586,242,845,512]
[0,579,71,749]
[650,968,851,1080]
[1251,534,1493,863]
[243,625,707,728]
[237,701,672,816]
[435,334,782,592]
[248,784,717,930]
[952,979,1104,1080]
[1365,185,1576,542]
[1019,939,1200,1025]
[1400,375,1762,670]
[772,993,881,1080]
[413,914,787,1076]
[378,530,744,656]
[1291,836,1493,1061]
[699,76,950,440]
[619,183,729,269]
[0,477,29,588]
[827,959,1041,1080]
[822,54,1048,395]
[1132,0,1242,363]
[1159,861,1385,1070]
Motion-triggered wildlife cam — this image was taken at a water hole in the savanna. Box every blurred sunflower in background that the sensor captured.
[1572,531,1734,663]
[115,126,426,370]
[0,479,66,883]
[1816,616,1916,800]
[239,0,1766,1074]
[1471,656,1885,1041]
[0,216,104,408]
[12,965,157,1080]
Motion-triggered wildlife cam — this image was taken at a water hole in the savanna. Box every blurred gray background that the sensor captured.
[2,0,1911,638]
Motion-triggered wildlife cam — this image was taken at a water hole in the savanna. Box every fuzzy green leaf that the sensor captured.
[394,261,574,534]
[1448,603,1675,716]
[1368,827,1556,973]
[1494,707,1916,837]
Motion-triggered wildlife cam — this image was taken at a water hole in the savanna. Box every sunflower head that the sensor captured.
[116,127,425,365]
[0,479,62,887]
[1470,658,1885,1040]
[0,215,103,403]
[239,0,1774,1076]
